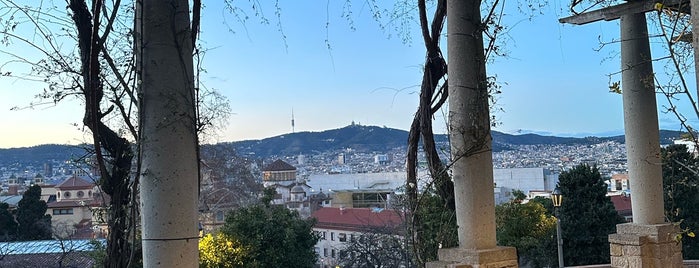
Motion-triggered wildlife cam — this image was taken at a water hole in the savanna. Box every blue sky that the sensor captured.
[0,1,694,148]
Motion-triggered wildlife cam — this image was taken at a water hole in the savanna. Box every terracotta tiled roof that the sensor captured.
[56,176,94,190]
[262,159,297,172]
[312,207,403,232]
[610,194,632,215]
[612,173,629,181]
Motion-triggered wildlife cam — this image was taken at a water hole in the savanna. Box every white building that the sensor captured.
[312,207,403,268]
[493,167,558,201]
[48,176,104,239]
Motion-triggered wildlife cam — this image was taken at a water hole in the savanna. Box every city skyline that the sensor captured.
[1,1,695,149]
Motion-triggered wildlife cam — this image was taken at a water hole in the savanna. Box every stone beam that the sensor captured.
[559,0,689,25]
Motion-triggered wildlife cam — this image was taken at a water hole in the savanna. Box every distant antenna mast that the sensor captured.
[291,108,295,133]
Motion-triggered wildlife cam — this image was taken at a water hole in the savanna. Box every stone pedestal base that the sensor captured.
[608,223,683,268]
[425,246,518,268]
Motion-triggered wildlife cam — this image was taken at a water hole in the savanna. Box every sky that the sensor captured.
[0,1,696,148]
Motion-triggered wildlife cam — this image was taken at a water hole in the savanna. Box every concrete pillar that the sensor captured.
[691,0,699,100]
[620,12,664,226]
[426,0,518,267]
[138,0,200,266]
[610,12,683,268]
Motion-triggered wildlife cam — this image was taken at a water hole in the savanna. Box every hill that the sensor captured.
[230,125,685,158]
[0,126,686,161]
[231,124,411,157]
[0,144,89,166]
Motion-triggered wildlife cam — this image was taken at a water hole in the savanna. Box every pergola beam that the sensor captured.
[560,0,689,25]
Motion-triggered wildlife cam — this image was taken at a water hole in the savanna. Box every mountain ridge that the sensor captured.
[0,125,685,162]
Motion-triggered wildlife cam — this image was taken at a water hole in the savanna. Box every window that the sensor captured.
[331,232,334,241]
[350,234,355,242]
[53,208,73,215]
[215,211,225,222]
[339,233,347,242]
[64,191,71,198]
[57,192,60,198]
[322,231,327,240]
[77,191,84,198]
[331,249,336,258]
[323,248,328,257]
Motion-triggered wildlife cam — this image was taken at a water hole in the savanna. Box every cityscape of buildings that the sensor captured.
[0,137,672,267]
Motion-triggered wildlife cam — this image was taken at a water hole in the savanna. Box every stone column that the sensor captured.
[691,0,699,101]
[609,12,682,268]
[620,12,663,226]
[426,0,517,267]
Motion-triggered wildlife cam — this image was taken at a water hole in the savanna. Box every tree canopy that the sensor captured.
[0,202,17,241]
[662,144,699,259]
[220,200,319,267]
[16,185,51,240]
[558,164,624,266]
[198,232,248,268]
[496,197,557,267]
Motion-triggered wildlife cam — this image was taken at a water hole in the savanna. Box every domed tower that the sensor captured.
[34,174,45,186]
[290,184,306,202]
[7,175,18,195]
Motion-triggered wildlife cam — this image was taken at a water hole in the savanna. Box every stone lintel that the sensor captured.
[433,246,518,268]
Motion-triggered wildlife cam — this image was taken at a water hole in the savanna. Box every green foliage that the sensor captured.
[87,239,106,268]
[260,187,276,207]
[0,202,17,241]
[220,204,319,267]
[16,185,51,240]
[496,200,557,267]
[338,227,413,268]
[512,189,527,203]
[662,144,699,259]
[557,164,624,266]
[199,233,248,268]
[530,196,554,217]
[413,193,457,264]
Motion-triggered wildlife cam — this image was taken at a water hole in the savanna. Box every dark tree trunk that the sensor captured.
[68,1,135,267]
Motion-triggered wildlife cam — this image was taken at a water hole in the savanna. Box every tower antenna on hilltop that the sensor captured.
[291,108,295,133]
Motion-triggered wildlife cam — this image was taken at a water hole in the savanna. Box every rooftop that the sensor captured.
[56,176,94,190]
[262,159,297,172]
[312,207,403,232]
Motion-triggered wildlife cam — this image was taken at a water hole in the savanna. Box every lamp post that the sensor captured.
[552,187,564,268]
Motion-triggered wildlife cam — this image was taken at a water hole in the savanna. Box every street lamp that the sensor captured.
[552,187,564,268]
